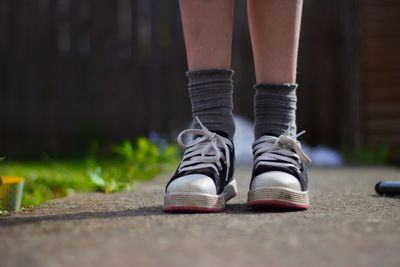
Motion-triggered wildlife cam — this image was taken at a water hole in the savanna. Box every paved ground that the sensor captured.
[1,167,400,267]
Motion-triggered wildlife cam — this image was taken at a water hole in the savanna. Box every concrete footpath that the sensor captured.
[1,167,400,267]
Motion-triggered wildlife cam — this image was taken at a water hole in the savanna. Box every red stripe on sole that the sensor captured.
[163,206,224,213]
[247,199,310,210]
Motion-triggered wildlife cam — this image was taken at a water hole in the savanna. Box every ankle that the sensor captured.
[187,68,236,139]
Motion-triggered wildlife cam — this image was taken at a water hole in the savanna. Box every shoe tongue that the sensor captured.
[192,130,230,141]
[261,131,281,138]
[211,130,229,139]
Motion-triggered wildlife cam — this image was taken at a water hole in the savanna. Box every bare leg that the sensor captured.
[179,0,235,70]
[248,0,303,84]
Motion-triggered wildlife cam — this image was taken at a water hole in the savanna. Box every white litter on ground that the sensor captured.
[302,144,344,166]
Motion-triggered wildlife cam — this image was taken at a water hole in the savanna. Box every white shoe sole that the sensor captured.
[247,186,310,210]
[163,179,238,212]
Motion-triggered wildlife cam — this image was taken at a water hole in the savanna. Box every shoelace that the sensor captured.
[253,125,311,173]
[176,117,231,181]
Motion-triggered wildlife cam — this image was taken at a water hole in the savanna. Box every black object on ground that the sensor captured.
[375,181,400,197]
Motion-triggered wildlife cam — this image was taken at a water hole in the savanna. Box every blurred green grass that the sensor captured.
[1,161,97,207]
[0,137,180,209]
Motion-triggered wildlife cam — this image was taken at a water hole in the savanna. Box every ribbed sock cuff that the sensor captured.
[187,68,235,139]
[254,83,298,139]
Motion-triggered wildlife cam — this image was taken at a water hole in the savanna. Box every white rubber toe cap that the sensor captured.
[250,171,301,191]
[166,174,217,195]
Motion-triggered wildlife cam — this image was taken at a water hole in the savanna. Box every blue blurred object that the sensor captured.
[233,116,254,166]
[302,144,345,166]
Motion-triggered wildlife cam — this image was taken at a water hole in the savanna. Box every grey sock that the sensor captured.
[254,83,297,139]
[187,69,235,139]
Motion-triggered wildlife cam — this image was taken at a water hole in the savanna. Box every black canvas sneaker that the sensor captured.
[247,128,311,210]
[163,118,237,212]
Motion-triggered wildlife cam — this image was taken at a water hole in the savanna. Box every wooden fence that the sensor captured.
[1,0,396,160]
[360,0,400,162]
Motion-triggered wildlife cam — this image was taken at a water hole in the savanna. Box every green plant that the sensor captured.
[0,206,9,216]
[345,143,390,165]
[87,166,133,193]
[113,137,179,182]
[0,137,180,208]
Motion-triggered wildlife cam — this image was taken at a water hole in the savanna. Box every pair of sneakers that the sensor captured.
[163,118,311,212]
